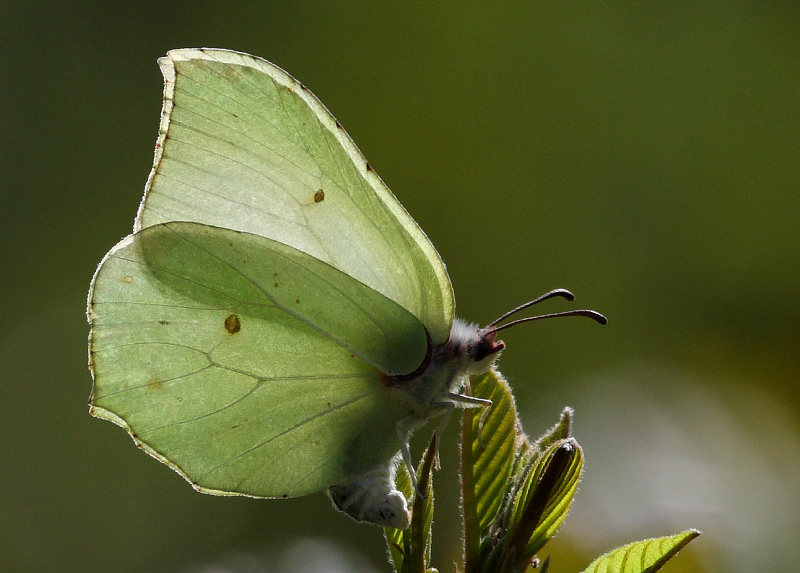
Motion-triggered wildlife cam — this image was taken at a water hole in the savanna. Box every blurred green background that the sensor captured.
[2,2,798,572]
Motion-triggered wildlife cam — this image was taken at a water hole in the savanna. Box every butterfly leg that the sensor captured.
[428,402,455,471]
[395,405,453,498]
[395,414,422,495]
[395,393,493,497]
[446,392,493,448]
[446,392,492,408]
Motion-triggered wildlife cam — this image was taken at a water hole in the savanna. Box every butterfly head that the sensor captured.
[449,319,507,375]
[469,329,506,374]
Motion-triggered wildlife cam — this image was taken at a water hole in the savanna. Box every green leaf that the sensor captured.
[492,405,573,537]
[469,370,518,530]
[461,370,517,570]
[402,435,437,573]
[517,439,583,562]
[532,407,573,452]
[498,405,574,529]
[580,530,701,573]
[485,438,583,572]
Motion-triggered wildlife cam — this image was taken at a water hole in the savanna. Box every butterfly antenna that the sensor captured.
[487,288,575,327]
[490,309,607,334]
[487,289,607,334]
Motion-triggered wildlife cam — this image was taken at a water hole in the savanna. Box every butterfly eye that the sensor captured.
[473,331,505,362]
[473,339,491,362]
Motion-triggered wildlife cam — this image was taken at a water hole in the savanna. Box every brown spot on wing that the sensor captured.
[313,189,325,203]
[224,314,241,334]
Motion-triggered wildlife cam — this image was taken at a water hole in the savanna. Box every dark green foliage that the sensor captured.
[383,370,699,573]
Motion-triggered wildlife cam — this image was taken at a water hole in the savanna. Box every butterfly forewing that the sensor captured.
[136,49,453,343]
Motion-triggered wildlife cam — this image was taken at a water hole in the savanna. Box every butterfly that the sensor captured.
[88,49,605,529]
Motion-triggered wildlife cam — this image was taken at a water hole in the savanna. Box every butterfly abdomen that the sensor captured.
[327,454,410,529]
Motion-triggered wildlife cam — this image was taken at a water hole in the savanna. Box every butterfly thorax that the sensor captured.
[386,318,505,420]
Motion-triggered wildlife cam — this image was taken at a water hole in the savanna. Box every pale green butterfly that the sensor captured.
[88,48,606,529]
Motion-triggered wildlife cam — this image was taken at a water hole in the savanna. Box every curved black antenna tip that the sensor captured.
[553,288,576,302]
[567,309,608,326]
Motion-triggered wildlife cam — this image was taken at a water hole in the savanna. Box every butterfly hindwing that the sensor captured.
[89,222,422,496]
